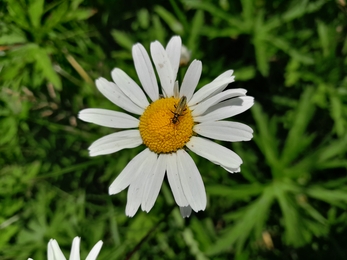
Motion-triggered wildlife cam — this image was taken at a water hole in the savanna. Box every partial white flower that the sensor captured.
[28,237,103,260]
[78,36,254,218]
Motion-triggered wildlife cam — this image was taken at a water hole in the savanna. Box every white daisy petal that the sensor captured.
[194,96,254,122]
[69,237,80,260]
[191,88,247,116]
[78,108,139,128]
[47,241,54,260]
[85,241,103,260]
[126,151,158,217]
[141,154,167,212]
[165,36,182,80]
[176,149,206,212]
[111,68,150,109]
[88,130,142,157]
[109,148,153,195]
[132,43,159,101]
[186,136,242,173]
[150,40,175,97]
[180,60,202,101]
[48,239,66,260]
[222,165,241,173]
[180,206,192,218]
[125,177,143,217]
[188,76,235,106]
[194,121,253,142]
[207,96,254,114]
[209,70,234,96]
[166,153,189,207]
[214,69,234,80]
[46,237,102,260]
[95,77,144,115]
[173,81,179,98]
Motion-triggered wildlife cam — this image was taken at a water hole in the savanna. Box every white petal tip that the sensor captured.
[108,188,117,195]
[225,166,241,173]
[126,204,141,217]
[125,211,136,218]
[180,206,193,218]
[88,152,101,157]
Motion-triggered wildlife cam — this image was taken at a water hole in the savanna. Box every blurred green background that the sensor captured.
[1,0,347,259]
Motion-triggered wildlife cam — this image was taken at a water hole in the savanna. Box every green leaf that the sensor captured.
[206,183,264,199]
[281,0,309,22]
[234,66,256,81]
[137,8,150,29]
[26,161,41,180]
[182,227,209,260]
[253,37,269,76]
[6,0,29,30]
[125,213,157,242]
[64,8,96,21]
[317,135,347,163]
[28,0,44,28]
[306,0,329,14]
[306,186,347,206]
[303,218,329,237]
[0,225,19,250]
[169,0,189,29]
[154,5,184,35]
[34,47,62,90]
[0,30,27,45]
[280,88,316,166]
[110,30,134,51]
[207,186,274,255]
[284,59,301,86]
[253,11,269,76]
[240,0,254,32]
[274,183,307,247]
[183,0,243,31]
[190,218,213,251]
[299,200,327,225]
[200,26,240,39]
[0,59,27,81]
[317,20,332,57]
[0,117,18,145]
[266,35,314,64]
[330,94,345,136]
[187,10,204,55]
[152,15,166,43]
[43,1,69,31]
[251,103,280,169]
[316,160,347,169]
[70,0,84,10]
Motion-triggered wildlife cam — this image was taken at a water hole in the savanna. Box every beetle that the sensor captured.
[171,96,187,124]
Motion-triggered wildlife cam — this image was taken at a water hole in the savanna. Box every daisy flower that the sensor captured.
[28,237,103,260]
[78,36,254,218]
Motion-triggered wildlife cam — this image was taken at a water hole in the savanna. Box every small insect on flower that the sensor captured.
[171,96,187,124]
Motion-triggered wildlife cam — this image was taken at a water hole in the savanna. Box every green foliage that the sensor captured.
[1,0,347,259]
[0,0,100,91]
[207,88,347,254]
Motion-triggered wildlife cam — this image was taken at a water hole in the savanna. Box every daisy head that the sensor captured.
[28,237,103,260]
[78,36,254,218]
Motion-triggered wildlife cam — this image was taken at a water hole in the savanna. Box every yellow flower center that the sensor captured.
[139,97,194,154]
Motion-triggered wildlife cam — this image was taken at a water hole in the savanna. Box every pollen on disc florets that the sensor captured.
[139,97,194,154]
